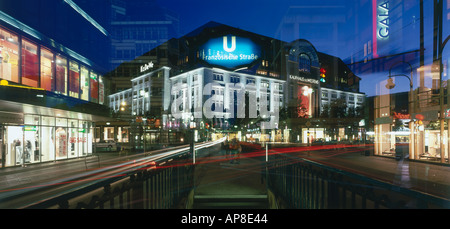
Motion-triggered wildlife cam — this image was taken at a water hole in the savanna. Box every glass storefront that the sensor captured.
[0,26,104,104]
[0,114,94,168]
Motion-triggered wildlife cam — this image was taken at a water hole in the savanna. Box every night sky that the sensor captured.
[156,0,369,61]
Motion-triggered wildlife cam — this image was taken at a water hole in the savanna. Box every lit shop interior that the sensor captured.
[0,24,109,167]
[374,91,449,162]
[1,114,94,167]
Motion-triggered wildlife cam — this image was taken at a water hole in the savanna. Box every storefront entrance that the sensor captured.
[0,114,94,168]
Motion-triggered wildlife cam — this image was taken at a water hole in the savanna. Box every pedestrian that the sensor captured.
[229,138,241,164]
[221,140,229,158]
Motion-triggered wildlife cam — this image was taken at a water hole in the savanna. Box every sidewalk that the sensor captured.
[0,151,136,192]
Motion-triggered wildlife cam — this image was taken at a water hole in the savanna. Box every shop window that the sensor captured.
[24,125,39,164]
[5,126,24,166]
[68,120,78,158]
[0,28,19,83]
[55,55,68,95]
[69,61,80,98]
[40,48,54,91]
[80,66,90,101]
[90,72,99,103]
[41,126,54,162]
[55,127,67,159]
[104,127,114,140]
[331,92,337,99]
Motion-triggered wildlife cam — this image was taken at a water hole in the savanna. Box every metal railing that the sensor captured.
[267,152,450,209]
[24,149,195,209]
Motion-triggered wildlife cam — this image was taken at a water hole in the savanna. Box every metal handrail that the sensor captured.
[267,151,450,209]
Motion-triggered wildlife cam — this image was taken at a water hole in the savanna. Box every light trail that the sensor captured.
[0,139,224,207]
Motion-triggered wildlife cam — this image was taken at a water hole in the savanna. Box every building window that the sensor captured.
[80,66,90,101]
[40,48,54,91]
[213,73,223,81]
[298,53,311,73]
[21,39,39,87]
[55,55,68,95]
[69,61,80,98]
[90,72,99,103]
[331,92,337,99]
[246,78,255,85]
[0,28,19,83]
[230,76,240,83]
[357,96,363,103]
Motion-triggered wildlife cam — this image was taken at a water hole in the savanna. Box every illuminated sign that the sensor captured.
[199,35,261,69]
[289,75,319,85]
[393,112,410,120]
[24,126,37,131]
[140,61,154,73]
[377,1,390,39]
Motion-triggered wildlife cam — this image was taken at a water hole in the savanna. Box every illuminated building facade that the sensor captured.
[0,1,111,167]
[109,22,363,144]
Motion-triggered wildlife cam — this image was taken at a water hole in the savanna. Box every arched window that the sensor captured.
[298,53,311,73]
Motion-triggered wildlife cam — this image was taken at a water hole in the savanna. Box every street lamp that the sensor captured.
[385,61,414,114]
[190,116,196,164]
[385,61,415,159]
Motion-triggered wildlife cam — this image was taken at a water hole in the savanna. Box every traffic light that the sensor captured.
[320,68,326,83]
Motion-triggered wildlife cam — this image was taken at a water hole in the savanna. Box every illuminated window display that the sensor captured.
[69,61,80,98]
[21,40,39,87]
[0,27,19,83]
[68,119,78,158]
[0,115,94,167]
[6,126,23,166]
[23,115,40,164]
[90,72,99,103]
[79,121,91,155]
[0,27,104,103]
[56,118,68,159]
[40,48,54,91]
[41,116,55,163]
[297,85,312,118]
[56,55,68,95]
[80,66,90,101]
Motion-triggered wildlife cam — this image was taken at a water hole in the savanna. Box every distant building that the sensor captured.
[108,22,364,144]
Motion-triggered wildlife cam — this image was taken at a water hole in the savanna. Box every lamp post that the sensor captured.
[434,0,449,163]
[385,61,415,159]
[437,35,450,163]
[190,116,196,164]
